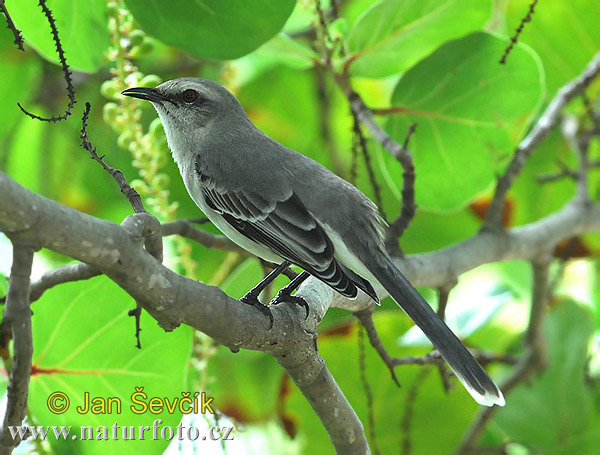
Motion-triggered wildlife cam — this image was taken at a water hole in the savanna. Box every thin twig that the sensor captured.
[315,66,345,176]
[355,306,516,392]
[351,111,386,220]
[0,0,24,51]
[350,121,360,185]
[29,263,100,303]
[357,325,380,455]
[483,50,600,231]
[435,286,452,392]
[162,220,243,253]
[0,243,34,454]
[582,93,600,136]
[17,0,76,122]
[385,123,418,251]
[499,0,538,65]
[337,78,419,243]
[536,159,579,183]
[127,303,143,349]
[355,306,401,387]
[390,350,518,367]
[401,368,431,455]
[81,102,146,214]
[458,258,550,453]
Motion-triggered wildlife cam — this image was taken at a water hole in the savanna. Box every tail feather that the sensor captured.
[370,256,505,407]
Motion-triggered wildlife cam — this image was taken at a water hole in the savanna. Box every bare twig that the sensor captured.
[390,350,518,368]
[458,258,550,452]
[351,112,386,220]
[0,0,24,51]
[385,123,418,252]
[350,122,360,185]
[0,243,34,454]
[499,0,538,64]
[336,79,419,242]
[162,220,245,254]
[354,305,516,392]
[536,158,579,183]
[81,102,146,214]
[435,286,453,392]
[401,368,431,455]
[582,93,600,136]
[17,0,76,122]
[127,302,143,349]
[357,325,380,455]
[29,263,99,303]
[355,306,400,387]
[315,66,345,176]
[483,50,600,230]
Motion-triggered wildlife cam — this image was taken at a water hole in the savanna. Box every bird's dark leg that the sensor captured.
[240,260,291,328]
[270,271,311,318]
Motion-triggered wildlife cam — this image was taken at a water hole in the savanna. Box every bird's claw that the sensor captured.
[270,292,310,319]
[240,293,274,329]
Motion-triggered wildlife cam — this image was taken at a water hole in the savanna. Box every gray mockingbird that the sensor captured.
[122,78,505,407]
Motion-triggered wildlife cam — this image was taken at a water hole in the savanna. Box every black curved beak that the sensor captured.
[121,87,167,103]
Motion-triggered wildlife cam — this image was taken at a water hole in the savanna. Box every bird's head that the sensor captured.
[122,78,250,148]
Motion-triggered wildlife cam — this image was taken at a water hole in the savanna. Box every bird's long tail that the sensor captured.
[369,255,505,407]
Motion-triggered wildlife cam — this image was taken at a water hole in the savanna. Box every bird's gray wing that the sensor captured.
[196,165,377,301]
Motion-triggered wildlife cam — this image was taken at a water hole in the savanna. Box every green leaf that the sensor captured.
[206,346,283,423]
[0,32,42,140]
[495,302,600,454]
[5,0,109,72]
[383,32,543,211]
[124,0,295,60]
[230,34,319,86]
[28,276,193,454]
[345,0,492,77]
[221,258,263,299]
[253,34,319,70]
[510,129,575,225]
[0,276,6,298]
[505,0,600,101]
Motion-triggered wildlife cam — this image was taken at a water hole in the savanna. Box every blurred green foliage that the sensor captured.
[1,0,599,454]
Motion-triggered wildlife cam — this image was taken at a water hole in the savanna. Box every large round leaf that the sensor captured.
[495,302,600,454]
[0,28,41,138]
[5,0,109,72]
[28,276,193,454]
[124,0,296,60]
[345,0,492,77]
[381,32,543,211]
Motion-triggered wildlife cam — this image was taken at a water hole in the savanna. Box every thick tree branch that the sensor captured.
[0,242,34,454]
[483,50,600,230]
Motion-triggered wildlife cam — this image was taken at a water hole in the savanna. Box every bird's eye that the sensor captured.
[182,89,199,104]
